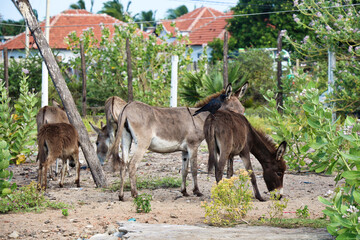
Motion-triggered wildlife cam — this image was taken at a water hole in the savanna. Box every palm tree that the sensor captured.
[135,10,156,28]
[69,0,86,10]
[166,5,188,19]
[98,0,132,22]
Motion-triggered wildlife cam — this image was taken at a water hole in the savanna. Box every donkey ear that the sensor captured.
[225,83,232,100]
[234,82,249,99]
[89,121,101,134]
[276,141,287,161]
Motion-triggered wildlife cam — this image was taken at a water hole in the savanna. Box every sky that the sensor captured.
[1,0,237,22]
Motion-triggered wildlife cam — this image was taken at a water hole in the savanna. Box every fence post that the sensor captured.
[223,31,229,88]
[80,41,87,117]
[126,38,133,102]
[170,55,179,107]
[276,30,284,113]
[3,47,9,99]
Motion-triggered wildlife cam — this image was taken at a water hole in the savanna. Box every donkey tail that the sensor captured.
[37,132,47,165]
[204,117,218,173]
[109,102,129,165]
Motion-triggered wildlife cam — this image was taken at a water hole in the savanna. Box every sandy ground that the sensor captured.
[0,134,338,239]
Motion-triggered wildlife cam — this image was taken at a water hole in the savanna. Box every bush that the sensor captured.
[201,169,253,226]
[133,193,152,213]
[0,140,16,196]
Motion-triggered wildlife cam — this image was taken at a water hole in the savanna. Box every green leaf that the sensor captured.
[353,190,360,204]
[340,152,360,161]
[308,118,321,129]
[341,171,360,180]
[337,232,357,240]
[318,196,333,206]
[339,131,356,142]
[303,103,315,113]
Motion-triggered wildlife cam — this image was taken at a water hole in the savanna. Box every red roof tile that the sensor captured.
[160,7,232,46]
[0,9,125,50]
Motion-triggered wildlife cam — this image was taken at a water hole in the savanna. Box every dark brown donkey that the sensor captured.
[89,96,127,166]
[110,83,248,201]
[36,100,70,178]
[204,110,287,201]
[37,123,80,190]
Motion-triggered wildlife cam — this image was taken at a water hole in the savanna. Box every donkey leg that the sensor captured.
[74,155,80,187]
[59,158,67,188]
[128,144,148,199]
[216,152,228,183]
[227,157,234,178]
[188,148,203,197]
[180,151,190,197]
[119,131,132,201]
[240,152,265,201]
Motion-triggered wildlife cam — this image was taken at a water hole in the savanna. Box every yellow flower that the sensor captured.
[16,154,26,165]
[12,114,19,120]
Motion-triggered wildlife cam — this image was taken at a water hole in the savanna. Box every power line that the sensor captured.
[1,3,359,29]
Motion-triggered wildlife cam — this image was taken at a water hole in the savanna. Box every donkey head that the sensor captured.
[89,121,109,166]
[262,141,287,197]
[221,82,248,114]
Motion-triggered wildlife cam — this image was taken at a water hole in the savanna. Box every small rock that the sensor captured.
[114,231,128,238]
[86,225,94,229]
[170,213,178,218]
[41,230,50,233]
[89,233,118,240]
[106,225,117,235]
[70,219,80,223]
[8,231,19,239]
[44,220,51,224]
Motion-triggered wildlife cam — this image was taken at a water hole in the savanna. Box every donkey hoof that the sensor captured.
[119,195,125,201]
[194,191,203,197]
[59,184,64,188]
[181,190,190,197]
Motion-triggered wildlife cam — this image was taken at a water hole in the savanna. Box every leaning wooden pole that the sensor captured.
[276,30,283,114]
[12,0,108,187]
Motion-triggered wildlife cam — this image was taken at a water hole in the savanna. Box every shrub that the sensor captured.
[296,205,310,219]
[0,73,38,163]
[201,169,253,226]
[267,190,289,224]
[0,140,16,196]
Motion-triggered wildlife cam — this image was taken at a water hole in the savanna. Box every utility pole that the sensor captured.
[41,0,50,107]
[80,41,87,117]
[328,48,336,122]
[25,25,29,57]
[170,55,179,107]
[126,38,133,102]
[3,47,9,100]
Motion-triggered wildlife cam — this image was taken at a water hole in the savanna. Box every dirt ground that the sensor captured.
[0,133,338,239]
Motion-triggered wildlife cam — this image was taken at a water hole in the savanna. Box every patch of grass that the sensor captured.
[251,218,329,229]
[108,176,182,192]
[0,181,69,213]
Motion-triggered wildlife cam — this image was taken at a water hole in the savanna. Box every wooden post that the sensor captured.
[126,38,133,102]
[80,41,87,117]
[276,30,283,113]
[223,31,229,88]
[3,47,9,99]
[12,0,108,188]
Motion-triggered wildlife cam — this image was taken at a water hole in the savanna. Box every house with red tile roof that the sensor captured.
[0,9,125,62]
[159,7,232,61]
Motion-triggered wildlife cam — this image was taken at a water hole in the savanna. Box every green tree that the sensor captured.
[208,37,237,62]
[166,5,188,19]
[228,0,308,50]
[98,0,132,21]
[70,0,86,10]
[135,10,156,28]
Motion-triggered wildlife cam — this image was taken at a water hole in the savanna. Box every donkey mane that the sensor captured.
[252,127,277,153]
[194,90,225,108]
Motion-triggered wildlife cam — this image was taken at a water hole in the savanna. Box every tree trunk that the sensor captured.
[12,0,108,188]
[223,31,229,88]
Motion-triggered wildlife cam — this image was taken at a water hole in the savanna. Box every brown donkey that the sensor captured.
[89,96,127,166]
[204,110,287,201]
[110,83,248,201]
[37,123,80,190]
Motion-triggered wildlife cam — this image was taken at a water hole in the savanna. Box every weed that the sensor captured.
[267,190,289,224]
[296,205,310,219]
[133,193,152,213]
[0,181,69,213]
[62,208,69,216]
[108,176,182,192]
